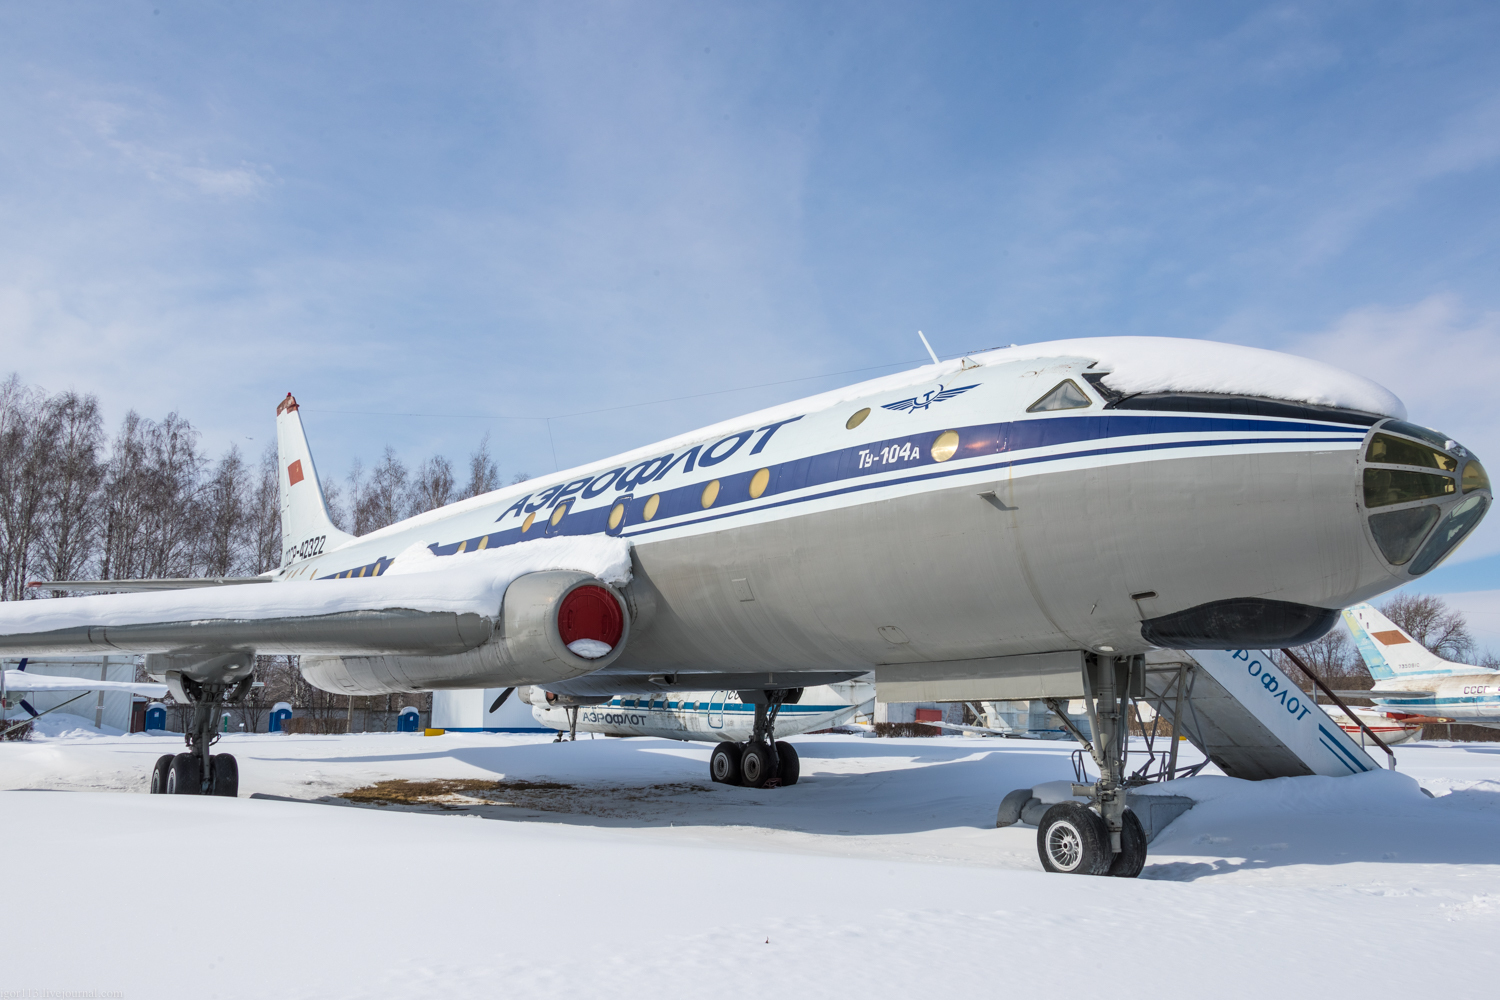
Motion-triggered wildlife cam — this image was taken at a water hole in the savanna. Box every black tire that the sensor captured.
[1037,801,1111,875]
[739,741,773,788]
[709,742,743,785]
[149,754,174,794]
[775,741,799,786]
[210,754,239,797]
[166,752,201,795]
[1106,808,1147,878]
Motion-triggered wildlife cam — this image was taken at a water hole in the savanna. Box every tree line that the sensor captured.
[0,373,523,599]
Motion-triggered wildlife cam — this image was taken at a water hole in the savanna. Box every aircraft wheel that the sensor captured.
[149,754,174,794]
[739,741,774,788]
[1037,802,1111,875]
[775,741,799,786]
[1106,808,1147,878]
[709,742,742,785]
[165,753,201,795]
[210,754,239,797]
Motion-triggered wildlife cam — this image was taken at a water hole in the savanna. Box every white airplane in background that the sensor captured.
[1321,705,1426,746]
[0,335,1489,879]
[1338,602,1500,731]
[522,679,874,786]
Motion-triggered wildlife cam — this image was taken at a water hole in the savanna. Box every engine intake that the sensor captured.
[301,570,630,695]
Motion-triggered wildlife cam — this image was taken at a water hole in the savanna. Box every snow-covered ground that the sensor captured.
[4,719,1498,999]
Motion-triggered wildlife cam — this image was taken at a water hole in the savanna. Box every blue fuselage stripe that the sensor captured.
[321,411,1367,575]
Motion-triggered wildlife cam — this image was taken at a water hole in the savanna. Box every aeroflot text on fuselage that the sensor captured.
[494,417,804,520]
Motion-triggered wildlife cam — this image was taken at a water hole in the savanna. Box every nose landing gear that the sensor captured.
[1035,654,1148,878]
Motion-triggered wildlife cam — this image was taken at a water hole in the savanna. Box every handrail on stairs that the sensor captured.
[1279,647,1397,771]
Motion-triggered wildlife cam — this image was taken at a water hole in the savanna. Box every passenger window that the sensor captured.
[1027,379,1092,413]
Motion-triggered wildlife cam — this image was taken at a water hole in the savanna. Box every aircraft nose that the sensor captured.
[1361,419,1490,576]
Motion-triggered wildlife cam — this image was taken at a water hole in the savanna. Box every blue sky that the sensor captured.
[1,2,1497,609]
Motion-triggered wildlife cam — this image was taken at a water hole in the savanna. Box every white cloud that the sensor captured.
[71,96,271,199]
[1294,94,1500,263]
[1290,294,1500,562]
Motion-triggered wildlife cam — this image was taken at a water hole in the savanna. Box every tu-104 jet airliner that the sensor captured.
[0,336,1488,877]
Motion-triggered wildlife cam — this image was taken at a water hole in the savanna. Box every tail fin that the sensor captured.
[1341,602,1487,680]
[275,394,355,567]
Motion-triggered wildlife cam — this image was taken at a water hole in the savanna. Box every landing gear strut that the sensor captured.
[149,669,251,797]
[553,706,580,742]
[1037,654,1147,877]
[707,688,801,788]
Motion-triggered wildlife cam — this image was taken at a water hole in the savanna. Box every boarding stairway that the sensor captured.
[1140,648,1382,780]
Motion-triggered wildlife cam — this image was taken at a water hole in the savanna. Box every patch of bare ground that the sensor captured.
[341,778,706,816]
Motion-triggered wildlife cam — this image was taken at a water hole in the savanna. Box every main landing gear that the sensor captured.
[708,688,801,788]
[1033,654,1147,878]
[148,673,249,797]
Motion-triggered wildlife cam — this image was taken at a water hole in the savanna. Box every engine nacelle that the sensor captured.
[301,570,629,695]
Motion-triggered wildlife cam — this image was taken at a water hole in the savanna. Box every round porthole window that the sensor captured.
[521,512,536,532]
[749,468,770,499]
[643,494,661,520]
[550,502,569,526]
[702,480,720,508]
[846,407,871,430]
[608,503,626,529]
[931,430,960,462]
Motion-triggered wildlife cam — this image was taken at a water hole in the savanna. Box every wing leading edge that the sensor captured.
[0,573,503,658]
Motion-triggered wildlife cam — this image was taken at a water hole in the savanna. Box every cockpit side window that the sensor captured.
[1026,379,1093,413]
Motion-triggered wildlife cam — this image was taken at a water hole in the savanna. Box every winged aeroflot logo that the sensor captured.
[881,383,980,414]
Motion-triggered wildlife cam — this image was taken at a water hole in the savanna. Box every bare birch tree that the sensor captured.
[410,454,456,515]
[462,433,500,500]
[35,391,105,587]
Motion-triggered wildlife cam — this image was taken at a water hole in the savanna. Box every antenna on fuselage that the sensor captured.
[917,330,941,366]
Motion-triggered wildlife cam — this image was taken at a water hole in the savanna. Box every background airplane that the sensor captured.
[1,658,168,739]
[521,678,874,786]
[1339,602,1500,731]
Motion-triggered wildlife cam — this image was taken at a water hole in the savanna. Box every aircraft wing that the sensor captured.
[3,669,168,699]
[27,578,273,593]
[0,537,632,658]
[0,578,495,657]
[910,717,1041,739]
[1330,689,1437,699]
